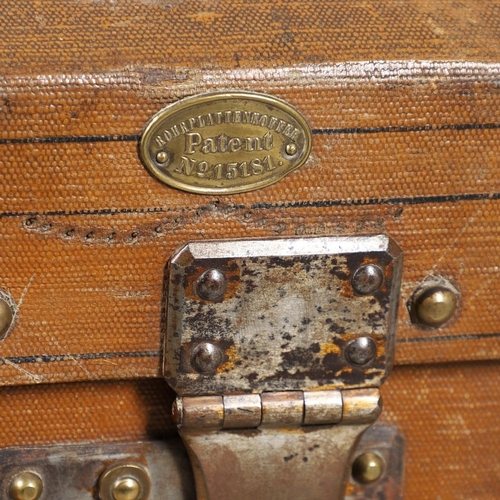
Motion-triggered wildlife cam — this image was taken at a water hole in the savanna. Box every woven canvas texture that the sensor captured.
[0,1,499,498]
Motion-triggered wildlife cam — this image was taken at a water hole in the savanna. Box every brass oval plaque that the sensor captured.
[139,91,311,195]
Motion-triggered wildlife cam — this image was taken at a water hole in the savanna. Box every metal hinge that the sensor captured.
[164,235,403,500]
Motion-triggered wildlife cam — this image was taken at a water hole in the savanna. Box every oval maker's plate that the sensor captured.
[139,91,312,195]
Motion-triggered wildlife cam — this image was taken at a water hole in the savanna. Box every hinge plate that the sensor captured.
[165,235,402,396]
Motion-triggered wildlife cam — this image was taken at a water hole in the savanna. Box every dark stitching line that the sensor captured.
[397,332,500,344]
[312,122,500,135]
[1,122,499,145]
[0,192,498,220]
[0,350,160,365]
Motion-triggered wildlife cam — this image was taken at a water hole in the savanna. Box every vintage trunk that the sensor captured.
[0,0,499,498]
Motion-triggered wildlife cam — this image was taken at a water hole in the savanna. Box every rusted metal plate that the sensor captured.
[164,235,402,396]
[0,439,195,500]
[346,424,405,500]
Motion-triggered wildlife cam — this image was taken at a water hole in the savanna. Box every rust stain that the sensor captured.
[217,344,238,374]
[319,342,341,357]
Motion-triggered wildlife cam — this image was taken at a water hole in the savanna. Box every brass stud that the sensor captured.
[9,471,43,500]
[155,151,169,165]
[352,452,384,484]
[285,143,297,155]
[98,464,150,500]
[410,284,458,328]
[0,297,14,339]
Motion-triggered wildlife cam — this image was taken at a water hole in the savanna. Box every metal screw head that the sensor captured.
[411,285,457,328]
[352,264,384,295]
[155,151,169,165]
[9,472,43,500]
[98,464,150,500]
[345,337,377,366]
[112,477,141,500]
[0,297,14,339]
[352,452,384,484]
[191,342,223,374]
[196,269,227,301]
[285,143,297,155]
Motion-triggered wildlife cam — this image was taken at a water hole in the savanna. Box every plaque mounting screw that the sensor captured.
[351,452,384,484]
[191,342,223,374]
[196,269,227,301]
[285,143,297,155]
[352,264,384,295]
[9,471,43,500]
[345,337,377,366]
[410,283,458,328]
[155,151,169,165]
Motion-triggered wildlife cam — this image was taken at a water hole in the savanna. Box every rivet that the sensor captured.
[99,464,150,500]
[0,297,14,338]
[411,284,458,328]
[191,342,223,374]
[345,337,377,366]
[112,477,141,500]
[352,452,384,484]
[285,143,297,155]
[196,269,227,301]
[352,264,384,295]
[155,151,169,165]
[9,471,43,500]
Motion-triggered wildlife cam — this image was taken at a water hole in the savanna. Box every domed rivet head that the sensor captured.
[155,151,170,165]
[410,284,458,328]
[352,265,384,295]
[112,477,141,500]
[0,296,14,339]
[98,464,150,500]
[285,143,297,155]
[352,452,384,484]
[191,342,223,374]
[345,337,377,366]
[196,269,227,301]
[9,471,43,500]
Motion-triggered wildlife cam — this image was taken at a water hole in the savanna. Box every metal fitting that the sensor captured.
[190,342,223,374]
[196,269,227,301]
[0,294,15,340]
[409,279,458,328]
[98,464,151,500]
[344,337,377,366]
[9,471,43,500]
[351,264,384,295]
[351,452,384,484]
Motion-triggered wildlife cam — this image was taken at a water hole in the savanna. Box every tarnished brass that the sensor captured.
[0,296,14,339]
[8,472,43,500]
[139,91,312,194]
[351,452,385,484]
[98,464,151,500]
[409,279,459,328]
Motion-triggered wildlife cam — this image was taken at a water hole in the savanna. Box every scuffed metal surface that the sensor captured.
[164,235,402,396]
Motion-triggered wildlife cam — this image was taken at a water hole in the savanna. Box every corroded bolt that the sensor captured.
[191,342,223,374]
[351,264,384,295]
[345,337,377,366]
[9,471,43,500]
[411,285,458,328]
[112,477,141,500]
[155,151,169,165]
[351,452,384,484]
[196,269,227,301]
[0,297,13,339]
[285,143,298,155]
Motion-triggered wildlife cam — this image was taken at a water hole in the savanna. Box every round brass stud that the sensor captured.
[98,464,151,500]
[0,297,14,339]
[351,452,384,484]
[411,284,458,328]
[9,471,43,500]
[285,143,297,155]
[155,151,169,165]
